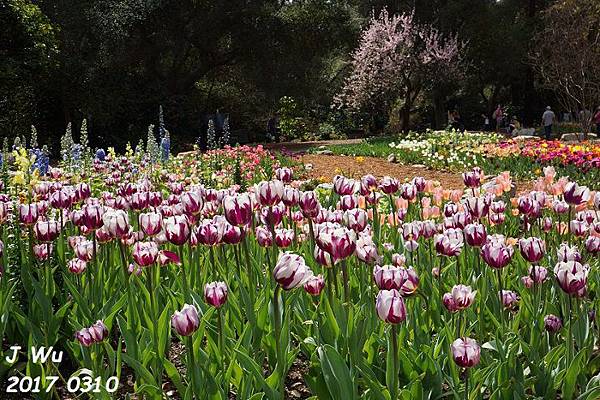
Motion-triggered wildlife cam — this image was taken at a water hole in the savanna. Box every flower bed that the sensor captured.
[0,138,599,399]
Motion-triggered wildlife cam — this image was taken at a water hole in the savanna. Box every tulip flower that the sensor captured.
[75,240,95,262]
[400,183,417,201]
[544,314,562,333]
[274,228,294,248]
[444,202,459,217]
[391,253,406,266]
[33,244,51,261]
[518,237,545,263]
[19,203,39,225]
[344,208,368,232]
[451,337,481,368]
[222,193,253,227]
[500,290,519,309]
[317,225,356,261]
[569,220,588,237]
[102,209,130,238]
[585,236,600,253]
[489,212,505,225]
[299,191,321,219]
[333,175,358,195]
[464,196,489,219]
[529,265,548,284]
[171,304,200,336]
[222,224,244,245]
[139,212,162,236]
[401,221,422,241]
[554,260,589,295]
[157,250,181,266]
[255,226,273,247]
[557,243,581,262]
[204,281,228,308]
[275,167,293,183]
[412,177,426,192]
[181,192,203,216]
[68,258,87,274]
[282,187,299,207]
[490,200,506,214]
[435,230,464,257]
[314,247,335,267]
[373,265,406,290]
[464,223,487,247]
[75,328,94,347]
[50,189,73,209]
[195,219,224,246]
[88,320,109,342]
[132,241,159,267]
[273,252,312,290]
[164,215,191,246]
[563,182,590,205]
[521,276,533,289]
[375,289,406,324]
[443,285,476,313]
[255,180,284,206]
[304,274,325,296]
[34,220,61,242]
[481,240,513,269]
[379,176,399,194]
[339,195,358,211]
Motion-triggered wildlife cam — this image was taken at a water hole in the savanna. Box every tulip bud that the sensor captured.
[75,240,95,262]
[273,252,312,290]
[171,304,200,336]
[451,337,481,368]
[375,289,406,324]
[412,177,426,192]
[102,209,130,238]
[75,328,94,347]
[222,224,244,245]
[373,265,405,290]
[553,199,569,214]
[255,226,273,247]
[401,183,417,201]
[464,197,489,219]
[435,230,464,257]
[181,192,204,216]
[140,212,163,236]
[521,276,534,289]
[204,281,228,308]
[223,194,253,227]
[81,204,104,230]
[304,274,325,296]
[391,253,406,266]
[529,265,548,284]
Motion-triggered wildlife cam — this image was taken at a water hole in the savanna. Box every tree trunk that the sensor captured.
[400,103,411,133]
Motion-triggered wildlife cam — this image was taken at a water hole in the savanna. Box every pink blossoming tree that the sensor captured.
[335,9,462,132]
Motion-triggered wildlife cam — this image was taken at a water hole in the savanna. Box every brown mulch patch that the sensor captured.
[300,154,466,189]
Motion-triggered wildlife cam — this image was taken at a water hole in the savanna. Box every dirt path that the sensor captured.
[299,154,465,188]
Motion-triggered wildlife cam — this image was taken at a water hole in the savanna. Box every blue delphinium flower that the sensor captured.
[95,148,106,161]
[160,132,170,162]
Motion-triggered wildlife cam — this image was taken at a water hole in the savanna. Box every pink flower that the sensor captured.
[304,274,325,296]
[375,289,406,324]
[171,304,200,336]
[204,281,228,308]
[273,252,312,290]
[132,241,159,267]
[451,337,480,368]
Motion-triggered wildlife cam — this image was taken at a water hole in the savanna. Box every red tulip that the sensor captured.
[139,212,162,236]
[223,193,253,226]
[299,191,321,219]
[164,215,191,246]
[275,228,294,248]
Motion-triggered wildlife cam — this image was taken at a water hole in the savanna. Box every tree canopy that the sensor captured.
[1,0,576,152]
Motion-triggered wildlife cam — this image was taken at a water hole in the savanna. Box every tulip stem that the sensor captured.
[242,234,256,305]
[218,307,225,372]
[180,247,191,303]
[341,260,350,305]
[273,285,285,399]
[567,295,573,367]
[464,369,469,400]
[326,268,334,305]
[497,268,504,329]
[391,324,399,400]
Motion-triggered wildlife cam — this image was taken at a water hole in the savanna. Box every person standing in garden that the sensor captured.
[593,106,600,135]
[541,106,555,140]
[492,105,504,132]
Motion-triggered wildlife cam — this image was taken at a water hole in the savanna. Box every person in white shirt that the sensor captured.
[541,106,555,140]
